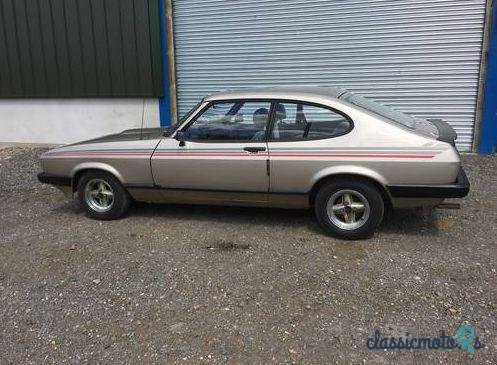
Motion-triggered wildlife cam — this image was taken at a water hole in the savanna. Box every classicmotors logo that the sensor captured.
[366,325,485,354]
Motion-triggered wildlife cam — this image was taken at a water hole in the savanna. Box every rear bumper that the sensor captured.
[37,172,71,187]
[387,168,470,199]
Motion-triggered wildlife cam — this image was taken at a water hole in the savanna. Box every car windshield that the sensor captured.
[177,101,203,125]
[341,92,439,138]
[161,101,203,136]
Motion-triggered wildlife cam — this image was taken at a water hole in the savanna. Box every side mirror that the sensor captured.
[175,130,187,146]
[175,130,187,141]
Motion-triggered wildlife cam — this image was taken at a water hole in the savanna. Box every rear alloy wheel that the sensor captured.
[315,179,384,239]
[77,171,130,220]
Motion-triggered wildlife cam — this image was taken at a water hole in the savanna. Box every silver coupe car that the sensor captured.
[38,87,469,239]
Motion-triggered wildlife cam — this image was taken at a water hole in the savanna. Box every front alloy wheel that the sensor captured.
[84,178,115,213]
[77,171,130,220]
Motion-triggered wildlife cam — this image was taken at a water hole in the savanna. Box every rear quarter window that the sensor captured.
[270,101,352,141]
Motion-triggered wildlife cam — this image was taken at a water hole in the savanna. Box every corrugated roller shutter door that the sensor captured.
[172,0,486,151]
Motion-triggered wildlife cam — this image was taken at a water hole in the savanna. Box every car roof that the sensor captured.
[205,86,348,102]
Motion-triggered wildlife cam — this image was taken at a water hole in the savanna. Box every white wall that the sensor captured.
[0,98,160,144]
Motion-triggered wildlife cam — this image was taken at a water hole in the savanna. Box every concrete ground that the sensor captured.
[0,147,496,364]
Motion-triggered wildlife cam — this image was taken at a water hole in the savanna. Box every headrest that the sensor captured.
[274,103,286,120]
[253,107,269,117]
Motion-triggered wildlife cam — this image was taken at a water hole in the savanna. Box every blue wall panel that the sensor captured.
[480,1,497,154]
[158,0,171,126]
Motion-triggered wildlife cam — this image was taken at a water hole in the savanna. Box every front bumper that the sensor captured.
[37,172,71,187]
[387,168,470,199]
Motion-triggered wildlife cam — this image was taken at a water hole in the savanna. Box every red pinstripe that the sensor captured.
[47,152,435,159]
[46,152,152,157]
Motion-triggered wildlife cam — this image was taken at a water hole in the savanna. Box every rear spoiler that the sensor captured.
[427,119,457,146]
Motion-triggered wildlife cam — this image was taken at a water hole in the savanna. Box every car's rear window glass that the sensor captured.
[341,92,438,138]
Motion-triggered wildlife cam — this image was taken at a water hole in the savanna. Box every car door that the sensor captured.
[151,100,271,202]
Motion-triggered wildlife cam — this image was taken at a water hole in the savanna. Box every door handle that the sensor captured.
[243,146,266,153]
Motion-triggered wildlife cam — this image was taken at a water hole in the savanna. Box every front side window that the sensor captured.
[184,100,271,141]
[269,102,352,141]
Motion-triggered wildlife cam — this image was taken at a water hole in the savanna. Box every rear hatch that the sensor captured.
[339,91,457,146]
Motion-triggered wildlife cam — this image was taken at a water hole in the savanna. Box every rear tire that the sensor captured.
[77,171,130,220]
[314,178,384,239]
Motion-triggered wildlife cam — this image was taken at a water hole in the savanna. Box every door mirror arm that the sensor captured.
[175,131,187,146]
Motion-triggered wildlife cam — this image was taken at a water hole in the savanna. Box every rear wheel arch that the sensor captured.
[309,173,392,208]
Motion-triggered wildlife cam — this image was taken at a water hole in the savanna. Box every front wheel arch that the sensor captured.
[72,167,123,193]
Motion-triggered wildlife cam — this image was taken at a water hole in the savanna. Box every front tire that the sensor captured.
[314,178,384,239]
[77,171,130,220]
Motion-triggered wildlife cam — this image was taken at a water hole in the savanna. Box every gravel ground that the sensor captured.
[0,147,496,364]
